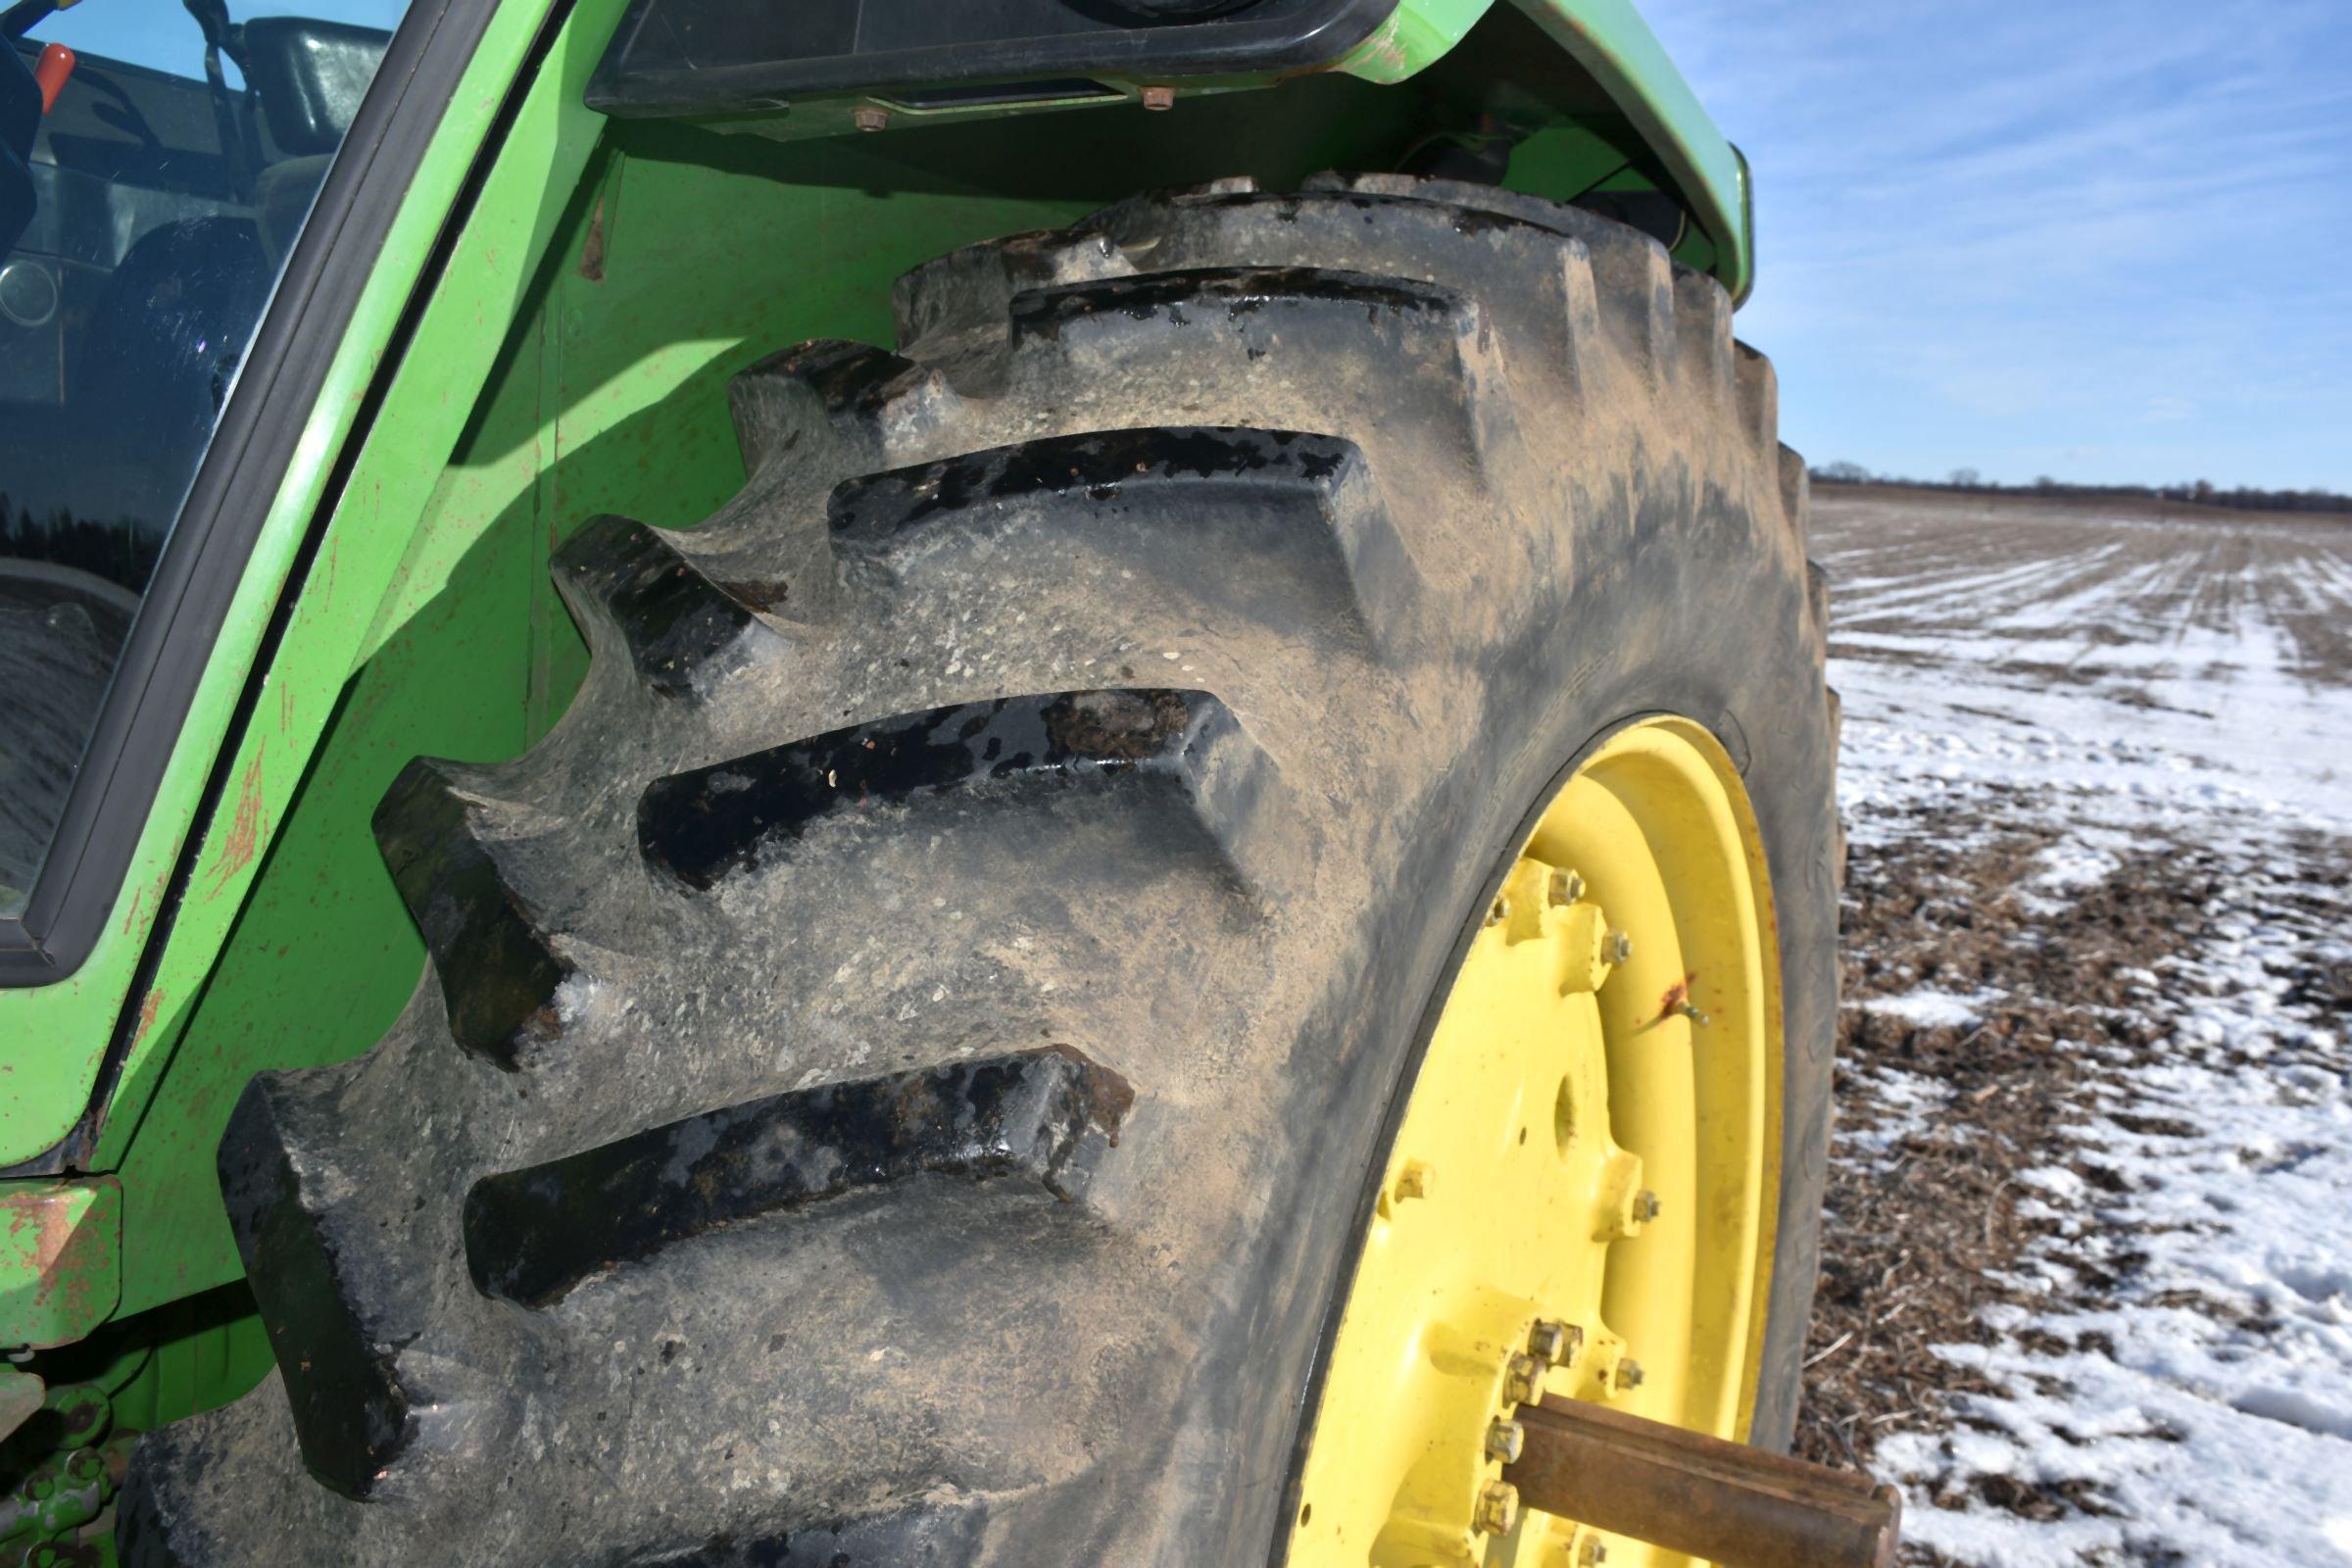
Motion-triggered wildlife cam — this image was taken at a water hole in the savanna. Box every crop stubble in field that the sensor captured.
[1799,488,2352,1566]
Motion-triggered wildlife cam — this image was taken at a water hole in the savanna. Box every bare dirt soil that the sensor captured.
[1796,487,2352,1565]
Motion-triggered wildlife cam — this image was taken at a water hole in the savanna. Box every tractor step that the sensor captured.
[1504,1396,1901,1568]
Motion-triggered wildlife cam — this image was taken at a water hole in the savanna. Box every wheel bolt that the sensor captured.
[1604,930,1634,963]
[1485,1417,1526,1463]
[1547,868,1584,906]
[1528,1318,1581,1365]
[1503,1352,1544,1405]
[1474,1480,1519,1536]
[1634,1190,1661,1223]
[852,106,889,132]
[1616,1358,1645,1391]
[1140,84,1176,111]
[1578,1538,1610,1565]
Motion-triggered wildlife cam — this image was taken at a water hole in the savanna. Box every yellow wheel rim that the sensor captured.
[1288,715,1784,1568]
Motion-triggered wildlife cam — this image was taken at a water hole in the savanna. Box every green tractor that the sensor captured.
[0,0,1854,1558]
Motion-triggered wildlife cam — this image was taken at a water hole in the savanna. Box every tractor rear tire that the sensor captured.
[122,173,1838,1566]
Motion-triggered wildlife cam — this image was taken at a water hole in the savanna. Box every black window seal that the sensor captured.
[0,0,506,986]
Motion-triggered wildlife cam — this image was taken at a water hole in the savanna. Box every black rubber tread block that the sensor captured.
[217,1075,413,1499]
[1806,557,1833,667]
[1593,233,1676,387]
[725,339,949,477]
[900,181,1582,362]
[553,514,788,702]
[1296,171,1680,267]
[638,687,1279,896]
[115,1435,206,1568]
[1100,186,1593,280]
[887,176,1264,355]
[1003,268,1505,469]
[463,1045,1134,1309]
[1133,183,1632,396]
[1826,683,1848,892]
[1095,188,1610,391]
[1735,341,1779,453]
[1779,443,1812,549]
[894,173,1691,408]
[1297,170,1610,231]
[1006,265,1473,350]
[829,425,1414,647]
[1294,170,1691,389]
[1673,269,1735,403]
[890,223,1123,362]
[373,758,566,1070]
[1295,171,1677,375]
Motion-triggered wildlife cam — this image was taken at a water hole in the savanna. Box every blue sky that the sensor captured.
[1640,0,2352,491]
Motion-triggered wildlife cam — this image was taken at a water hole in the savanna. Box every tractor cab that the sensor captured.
[0,0,395,915]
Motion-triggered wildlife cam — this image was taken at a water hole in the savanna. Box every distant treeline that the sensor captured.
[0,495,159,594]
[1809,464,2352,516]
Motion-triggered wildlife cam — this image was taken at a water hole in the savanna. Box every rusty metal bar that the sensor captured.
[1503,1396,1901,1568]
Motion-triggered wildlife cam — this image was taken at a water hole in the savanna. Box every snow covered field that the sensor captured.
[1803,488,2352,1565]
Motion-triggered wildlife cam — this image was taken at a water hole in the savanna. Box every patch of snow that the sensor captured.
[1861,988,2002,1029]
[1815,501,2352,1563]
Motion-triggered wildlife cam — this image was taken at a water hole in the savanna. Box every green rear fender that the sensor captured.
[1348,0,1750,300]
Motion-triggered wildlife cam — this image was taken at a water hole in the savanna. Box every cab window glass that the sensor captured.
[0,0,406,914]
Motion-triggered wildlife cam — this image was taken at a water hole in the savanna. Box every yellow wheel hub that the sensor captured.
[1289,715,1783,1567]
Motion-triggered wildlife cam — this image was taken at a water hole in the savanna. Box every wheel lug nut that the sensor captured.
[1604,930,1634,963]
[1578,1538,1610,1565]
[1634,1190,1661,1223]
[1528,1318,1581,1365]
[1616,1358,1645,1391]
[1474,1480,1519,1536]
[1485,1417,1526,1463]
[1547,868,1584,906]
[1503,1352,1545,1405]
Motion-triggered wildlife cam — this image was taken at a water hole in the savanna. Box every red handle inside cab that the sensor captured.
[34,42,75,114]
